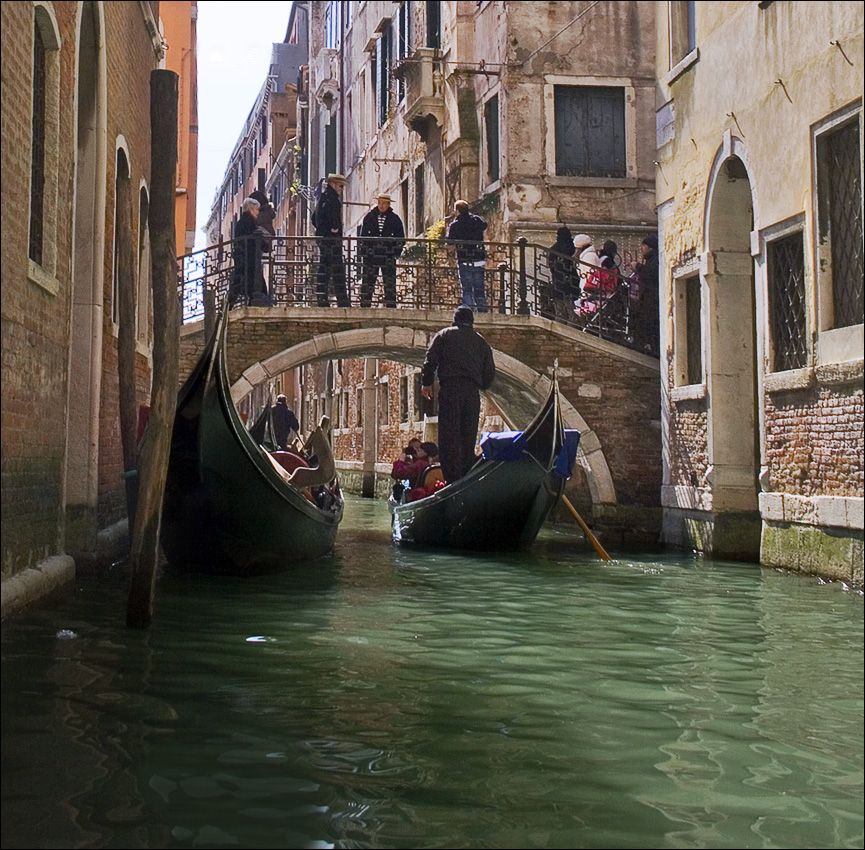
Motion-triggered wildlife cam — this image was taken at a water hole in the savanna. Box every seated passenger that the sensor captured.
[391,445,429,500]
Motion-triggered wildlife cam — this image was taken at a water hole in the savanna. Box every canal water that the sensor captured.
[2,497,862,850]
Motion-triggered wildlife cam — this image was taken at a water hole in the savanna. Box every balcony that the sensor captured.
[312,48,338,109]
[397,48,445,135]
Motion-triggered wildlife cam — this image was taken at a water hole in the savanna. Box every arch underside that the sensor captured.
[229,326,618,506]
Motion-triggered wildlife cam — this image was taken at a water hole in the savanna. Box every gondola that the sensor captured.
[390,377,579,551]
[160,305,343,574]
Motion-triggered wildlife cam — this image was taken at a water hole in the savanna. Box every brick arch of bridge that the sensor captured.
[205,311,663,510]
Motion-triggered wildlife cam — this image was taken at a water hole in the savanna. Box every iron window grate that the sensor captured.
[826,121,864,328]
[685,275,702,384]
[768,232,808,372]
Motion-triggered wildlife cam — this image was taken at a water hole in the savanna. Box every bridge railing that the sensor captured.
[178,235,654,353]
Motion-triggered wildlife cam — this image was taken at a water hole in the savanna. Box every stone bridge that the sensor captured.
[180,306,662,537]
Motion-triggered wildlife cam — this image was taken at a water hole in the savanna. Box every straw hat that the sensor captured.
[377,193,392,201]
[327,173,347,184]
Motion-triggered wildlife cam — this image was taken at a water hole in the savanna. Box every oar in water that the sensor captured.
[497,402,611,562]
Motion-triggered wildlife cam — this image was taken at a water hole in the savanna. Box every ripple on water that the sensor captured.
[1,497,862,849]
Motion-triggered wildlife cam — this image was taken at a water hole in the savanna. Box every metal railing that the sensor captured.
[178,235,658,354]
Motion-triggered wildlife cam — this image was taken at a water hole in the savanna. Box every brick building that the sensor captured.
[654,1,863,582]
[1,1,193,614]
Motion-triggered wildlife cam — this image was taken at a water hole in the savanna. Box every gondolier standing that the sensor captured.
[421,305,496,483]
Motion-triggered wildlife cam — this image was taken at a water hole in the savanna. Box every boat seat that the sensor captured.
[419,464,444,489]
[286,427,336,489]
[271,451,309,475]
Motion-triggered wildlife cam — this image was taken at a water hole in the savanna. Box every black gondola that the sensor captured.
[160,307,343,574]
[390,377,577,551]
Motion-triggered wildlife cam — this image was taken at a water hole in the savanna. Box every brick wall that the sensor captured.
[96,2,157,528]
[1,2,157,577]
[765,385,864,498]
[2,2,77,577]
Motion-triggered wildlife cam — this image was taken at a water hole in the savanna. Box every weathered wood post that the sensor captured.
[127,69,180,628]
[116,158,139,535]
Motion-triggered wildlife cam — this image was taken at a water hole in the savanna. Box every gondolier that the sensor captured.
[421,305,495,483]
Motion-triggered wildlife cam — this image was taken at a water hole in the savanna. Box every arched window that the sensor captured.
[112,148,131,326]
[28,3,61,284]
[29,24,46,263]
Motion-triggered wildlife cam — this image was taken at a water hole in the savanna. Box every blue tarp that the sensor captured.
[480,428,580,478]
[554,430,581,479]
[480,430,527,462]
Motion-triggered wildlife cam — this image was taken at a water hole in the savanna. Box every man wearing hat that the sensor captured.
[312,173,350,307]
[359,194,406,308]
[420,305,496,483]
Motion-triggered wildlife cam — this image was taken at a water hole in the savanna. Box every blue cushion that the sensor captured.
[554,430,581,479]
[480,430,527,461]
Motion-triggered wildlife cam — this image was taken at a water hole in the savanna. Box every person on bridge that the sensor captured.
[446,201,488,313]
[230,197,268,307]
[359,194,406,309]
[421,305,496,483]
[545,226,581,325]
[312,173,350,308]
[632,235,660,356]
[271,394,300,451]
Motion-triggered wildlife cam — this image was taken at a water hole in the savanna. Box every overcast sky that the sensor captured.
[195,1,293,250]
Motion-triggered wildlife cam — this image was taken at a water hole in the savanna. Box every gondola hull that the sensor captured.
[391,381,569,552]
[161,315,342,575]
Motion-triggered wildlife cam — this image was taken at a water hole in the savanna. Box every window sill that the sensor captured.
[662,48,700,88]
[27,260,59,297]
[671,383,707,403]
[547,176,637,189]
[815,358,863,387]
[764,366,815,394]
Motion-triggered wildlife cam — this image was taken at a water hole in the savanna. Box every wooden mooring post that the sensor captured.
[126,70,180,628]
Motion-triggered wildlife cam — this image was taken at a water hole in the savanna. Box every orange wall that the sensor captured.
[161,1,198,255]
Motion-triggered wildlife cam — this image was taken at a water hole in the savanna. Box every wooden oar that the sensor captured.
[497,402,611,562]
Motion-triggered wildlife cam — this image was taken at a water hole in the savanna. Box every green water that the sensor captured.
[1,497,862,849]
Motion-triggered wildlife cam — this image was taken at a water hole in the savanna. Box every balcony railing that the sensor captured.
[178,235,658,355]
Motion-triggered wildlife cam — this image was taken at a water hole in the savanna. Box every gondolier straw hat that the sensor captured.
[377,193,392,201]
[327,173,347,184]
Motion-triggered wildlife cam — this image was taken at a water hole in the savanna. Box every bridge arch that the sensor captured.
[229,325,618,507]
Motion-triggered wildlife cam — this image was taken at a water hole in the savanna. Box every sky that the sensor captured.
[194,1,293,250]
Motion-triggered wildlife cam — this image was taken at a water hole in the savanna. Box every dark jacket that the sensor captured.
[548,232,580,300]
[446,212,487,262]
[271,399,300,448]
[421,324,495,390]
[256,202,277,251]
[636,246,659,308]
[312,185,343,237]
[359,207,406,260]
[233,210,259,272]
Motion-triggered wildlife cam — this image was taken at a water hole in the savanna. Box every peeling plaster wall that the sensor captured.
[655,0,864,572]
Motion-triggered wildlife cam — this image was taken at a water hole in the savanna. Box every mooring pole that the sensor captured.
[127,69,180,628]
[116,159,139,536]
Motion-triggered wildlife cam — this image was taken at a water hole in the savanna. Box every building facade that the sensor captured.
[203,8,307,252]
[1,1,178,613]
[654,1,863,582]
[288,0,659,490]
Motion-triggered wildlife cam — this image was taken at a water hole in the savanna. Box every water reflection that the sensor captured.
[2,497,862,849]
